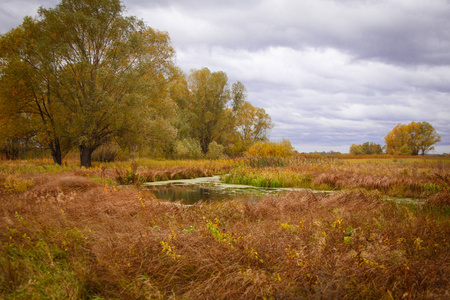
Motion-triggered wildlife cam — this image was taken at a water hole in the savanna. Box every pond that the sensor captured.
[143,176,319,204]
[143,176,421,205]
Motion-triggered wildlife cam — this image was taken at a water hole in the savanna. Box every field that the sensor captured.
[0,156,449,299]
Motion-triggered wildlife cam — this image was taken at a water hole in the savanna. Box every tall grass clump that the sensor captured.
[223,166,314,189]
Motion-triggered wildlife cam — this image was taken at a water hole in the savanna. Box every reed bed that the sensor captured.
[0,159,234,190]
[224,157,450,198]
[1,171,449,299]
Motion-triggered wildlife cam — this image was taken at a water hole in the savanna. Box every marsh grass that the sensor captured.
[224,157,450,198]
[1,168,449,299]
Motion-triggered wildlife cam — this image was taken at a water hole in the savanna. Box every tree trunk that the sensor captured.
[200,137,211,154]
[50,147,62,165]
[80,145,94,168]
[49,139,62,165]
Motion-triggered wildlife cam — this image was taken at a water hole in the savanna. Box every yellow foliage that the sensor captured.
[385,121,441,155]
[247,139,295,158]
[2,175,34,194]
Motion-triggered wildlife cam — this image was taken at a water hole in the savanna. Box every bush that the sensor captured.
[247,139,295,158]
[397,145,413,155]
[174,139,202,159]
[206,141,225,160]
[92,143,120,162]
[1,175,34,194]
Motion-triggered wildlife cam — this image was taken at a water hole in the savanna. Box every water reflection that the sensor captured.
[144,176,417,205]
[151,185,262,204]
[144,176,276,204]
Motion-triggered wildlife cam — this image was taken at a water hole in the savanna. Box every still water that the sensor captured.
[143,176,285,204]
[143,176,418,205]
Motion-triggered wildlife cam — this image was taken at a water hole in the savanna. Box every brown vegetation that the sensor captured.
[1,168,449,299]
[224,156,449,198]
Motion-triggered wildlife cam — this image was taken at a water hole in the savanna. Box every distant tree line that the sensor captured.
[349,142,384,155]
[0,0,272,166]
[350,121,441,155]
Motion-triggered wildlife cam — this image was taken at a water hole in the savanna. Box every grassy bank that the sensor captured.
[0,158,233,188]
[224,157,450,198]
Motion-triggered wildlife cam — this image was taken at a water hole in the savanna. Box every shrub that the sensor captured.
[247,139,295,158]
[92,143,120,162]
[1,175,34,193]
[174,139,202,159]
[206,141,225,160]
[397,145,412,155]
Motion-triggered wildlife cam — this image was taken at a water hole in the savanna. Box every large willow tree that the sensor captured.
[170,69,273,157]
[0,0,176,166]
[187,68,231,154]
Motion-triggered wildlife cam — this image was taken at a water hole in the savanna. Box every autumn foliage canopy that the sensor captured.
[384,121,441,155]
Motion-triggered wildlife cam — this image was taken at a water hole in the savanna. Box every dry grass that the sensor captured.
[224,156,450,198]
[1,169,449,299]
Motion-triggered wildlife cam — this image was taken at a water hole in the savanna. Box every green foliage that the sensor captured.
[171,70,273,158]
[223,166,313,188]
[1,215,88,299]
[230,100,273,156]
[119,162,143,185]
[246,156,288,168]
[350,142,383,155]
[206,141,225,160]
[91,143,121,162]
[186,68,231,154]
[205,218,236,248]
[397,144,413,155]
[0,0,177,167]
[174,138,203,159]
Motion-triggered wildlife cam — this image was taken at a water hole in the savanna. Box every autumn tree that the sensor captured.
[0,18,72,164]
[171,71,273,157]
[385,121,441,155]
[228,82,273,156]
[185,68,231,154]
[0,0,177,166]
[0,110,36,160]
[231,81,246,111]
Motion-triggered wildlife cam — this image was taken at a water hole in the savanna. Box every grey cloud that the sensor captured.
[130,0,450,66]
[0,0,59,33]
[1,0,449,153]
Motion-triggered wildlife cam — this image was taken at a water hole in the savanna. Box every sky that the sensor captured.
[1,0,449,154]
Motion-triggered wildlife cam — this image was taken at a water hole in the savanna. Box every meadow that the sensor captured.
[0,156,449,299]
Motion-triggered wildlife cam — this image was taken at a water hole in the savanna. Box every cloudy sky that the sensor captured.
[1,0,449,153]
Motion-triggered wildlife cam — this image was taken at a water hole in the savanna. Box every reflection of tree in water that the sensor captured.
[151,185,231,204]
[149,182,268,204]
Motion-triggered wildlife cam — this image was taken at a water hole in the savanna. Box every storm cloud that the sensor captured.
[1,0,449,153]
